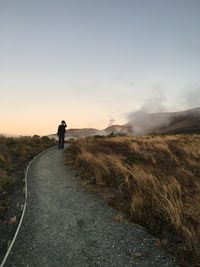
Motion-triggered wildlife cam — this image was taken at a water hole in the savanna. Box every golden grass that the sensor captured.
[65,134,200,266]
[0,135,55,218]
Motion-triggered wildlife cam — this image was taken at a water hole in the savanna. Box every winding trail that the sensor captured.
[5,146,177,267]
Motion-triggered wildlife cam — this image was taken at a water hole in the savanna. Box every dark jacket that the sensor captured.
[57,124,66,137]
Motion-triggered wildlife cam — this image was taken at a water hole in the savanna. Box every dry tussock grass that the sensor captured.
[65,134,200,266]
[0,135,55,218]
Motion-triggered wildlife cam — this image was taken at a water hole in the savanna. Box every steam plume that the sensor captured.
[127,110,172,135]
[108,118,115,127]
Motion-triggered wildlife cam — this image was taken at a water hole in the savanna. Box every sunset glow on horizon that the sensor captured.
[1,0,200,136]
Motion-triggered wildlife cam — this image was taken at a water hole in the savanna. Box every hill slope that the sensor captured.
[105,107,200,135]
[48,107,200,138]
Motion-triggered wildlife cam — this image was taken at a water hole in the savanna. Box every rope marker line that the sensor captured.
[0,146,55,267]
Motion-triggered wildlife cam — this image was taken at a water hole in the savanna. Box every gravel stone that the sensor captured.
[5,146,177,267]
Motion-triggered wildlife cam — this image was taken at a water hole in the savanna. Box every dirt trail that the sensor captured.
[4,146,177,267]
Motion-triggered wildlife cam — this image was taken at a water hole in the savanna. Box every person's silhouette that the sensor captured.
[57,120,67,149]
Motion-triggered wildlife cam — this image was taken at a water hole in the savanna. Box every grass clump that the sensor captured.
[64,135,200,266]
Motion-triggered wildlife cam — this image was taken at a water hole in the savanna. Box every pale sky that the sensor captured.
[0,0,200,135]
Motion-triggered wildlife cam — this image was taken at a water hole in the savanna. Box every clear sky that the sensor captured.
[0,0,200,135]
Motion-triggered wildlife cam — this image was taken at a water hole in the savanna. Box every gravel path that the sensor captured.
[5,146,177,267]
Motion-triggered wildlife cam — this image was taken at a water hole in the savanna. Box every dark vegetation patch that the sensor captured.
[0,135,56,262]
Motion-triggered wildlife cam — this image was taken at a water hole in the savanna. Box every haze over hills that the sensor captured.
[48,107,200,139]
[128,107,200,135]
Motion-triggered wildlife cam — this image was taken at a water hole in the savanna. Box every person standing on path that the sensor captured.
[57,120,67,149]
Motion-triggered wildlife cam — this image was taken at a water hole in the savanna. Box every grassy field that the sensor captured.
[64,135,200,266]
[0,135,55,219]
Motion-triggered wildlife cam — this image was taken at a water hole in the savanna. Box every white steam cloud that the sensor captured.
[127,111,172,135]
[184,85,200,108]
[108,118,115,127]
[126,83,200,135]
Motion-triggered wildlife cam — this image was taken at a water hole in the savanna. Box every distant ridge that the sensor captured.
[48,107,200,139]
[66,128,101,137]
[144,107,200,135]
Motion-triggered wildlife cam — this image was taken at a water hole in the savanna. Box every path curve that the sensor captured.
[4,146,177,267]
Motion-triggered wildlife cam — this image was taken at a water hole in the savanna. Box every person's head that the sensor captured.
[61,120,65,125]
